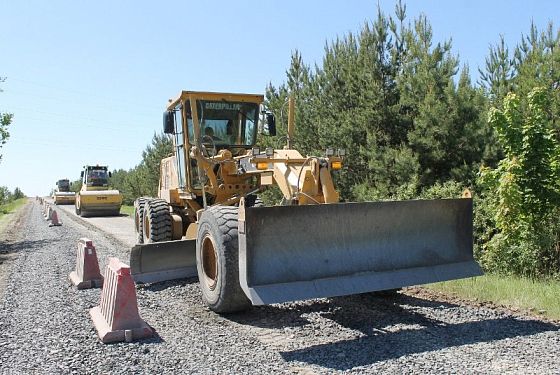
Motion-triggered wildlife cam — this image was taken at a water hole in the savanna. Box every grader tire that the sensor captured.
[134,197,149,244]
[142,198,172,243]
[196,206,251,313]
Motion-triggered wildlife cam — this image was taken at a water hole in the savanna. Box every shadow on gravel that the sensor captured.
[136,277,199,292]
[0,238,57,254]
[257,293,560,370]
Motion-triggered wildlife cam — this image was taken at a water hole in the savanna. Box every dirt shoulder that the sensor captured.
[0,200,32,299]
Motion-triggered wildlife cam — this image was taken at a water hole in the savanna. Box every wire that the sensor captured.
[6,77,161,113]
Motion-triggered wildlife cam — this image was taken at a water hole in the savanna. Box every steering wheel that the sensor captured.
[201,135,217,157]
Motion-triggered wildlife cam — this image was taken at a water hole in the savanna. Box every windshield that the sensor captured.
[187,100,259,147]
[87,168,108,186]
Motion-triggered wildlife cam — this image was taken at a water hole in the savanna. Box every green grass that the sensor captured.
[0,198,28,233]
[120,205,134,217]
[428,274,560,321]
[0,198,28,217]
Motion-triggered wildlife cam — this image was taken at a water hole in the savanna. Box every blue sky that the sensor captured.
[0,0,557,196]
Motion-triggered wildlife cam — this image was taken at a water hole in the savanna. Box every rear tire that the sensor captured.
[134,197,149,244]
[142,198,172,243]
[196,206,251,313]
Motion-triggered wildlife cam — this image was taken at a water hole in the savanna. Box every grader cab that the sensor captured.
[130,90,482,313]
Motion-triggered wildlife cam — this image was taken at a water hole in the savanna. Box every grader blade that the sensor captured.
[130,239,197,283]
[238,198,481,305]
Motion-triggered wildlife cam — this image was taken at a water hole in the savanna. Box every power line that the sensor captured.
[11,111,157,132]
[4,89,161,118]
[9,138,141,152]
[6,76,166,112]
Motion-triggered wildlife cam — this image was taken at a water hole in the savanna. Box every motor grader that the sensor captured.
[131,90,482,313]
[75,165,122,217]
[53,179,76,205]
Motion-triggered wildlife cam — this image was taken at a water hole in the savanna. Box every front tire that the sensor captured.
[134,197,149,244]
[196,206,251,313]
[142,198,172,243]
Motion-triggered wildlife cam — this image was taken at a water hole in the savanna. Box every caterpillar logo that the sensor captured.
[96,196,108,200]
[205,102,241,111]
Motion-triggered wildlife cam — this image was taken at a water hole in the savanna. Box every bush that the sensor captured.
[476,88,560,278]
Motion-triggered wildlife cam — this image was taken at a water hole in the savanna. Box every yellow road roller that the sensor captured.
[75,165,122,217]
[53,179,76,205]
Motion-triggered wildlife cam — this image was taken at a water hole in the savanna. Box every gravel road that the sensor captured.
[0,200,559,374]
[53,202,136,247]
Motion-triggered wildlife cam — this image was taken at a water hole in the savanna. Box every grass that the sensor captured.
[428,274,560,321]
[120,204,134,217]
[0,198,27,217]
[0,198,28,233]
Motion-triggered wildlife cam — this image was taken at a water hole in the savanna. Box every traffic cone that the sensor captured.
[90,257,153,343]
[49,210,62,226]
[69,238,103,289]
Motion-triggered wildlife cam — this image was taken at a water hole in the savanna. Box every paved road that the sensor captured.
[51,200,136,247]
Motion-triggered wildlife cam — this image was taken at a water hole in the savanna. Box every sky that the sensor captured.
[0,0,557,197]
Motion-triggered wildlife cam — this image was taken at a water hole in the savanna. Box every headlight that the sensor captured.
[256,162,269,170]
[325,147,334,156]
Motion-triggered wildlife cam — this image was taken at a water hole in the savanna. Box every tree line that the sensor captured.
[106,2,560,278]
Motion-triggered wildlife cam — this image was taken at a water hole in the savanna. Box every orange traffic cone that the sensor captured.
[90,257,153,343]
[69,238,103,289]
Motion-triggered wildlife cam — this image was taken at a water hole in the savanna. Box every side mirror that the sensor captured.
[265,113,276,136]
[109,172,112,178]
[80,171,84,178]
[163,111,175,134]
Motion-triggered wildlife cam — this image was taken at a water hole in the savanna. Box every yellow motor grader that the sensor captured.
[130,90,482,313]
[53,179,76,205]
[75,165,122,217]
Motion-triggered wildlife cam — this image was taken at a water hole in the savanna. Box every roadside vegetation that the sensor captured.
[95,2,559,312]
[120,205,134,217]
[429,275,560,321]
[0,186,27,233]
[0,186,25,215]
[0,77,13,164]
[0,198,26,217]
